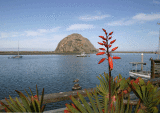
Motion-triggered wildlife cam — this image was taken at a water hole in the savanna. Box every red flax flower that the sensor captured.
[112,47,118,51]
[99,48,105,50]
[98,42,104,45]
[109,32,113,35]
[99,36,106,40]
[110,39,116,44]
[108,44,112,48]
[109,57,113,70]
[103,41,106,44]
[109,36,112,40]
[96,52,105,55]
[102,28,107,35]
[98,58,106,64]
[113,56,121,59]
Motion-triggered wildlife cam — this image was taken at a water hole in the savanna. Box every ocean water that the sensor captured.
[0,53,158,111]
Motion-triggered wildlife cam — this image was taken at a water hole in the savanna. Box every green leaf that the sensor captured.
[40,88,44,108]
[15,97,26,112]
[66,104,81,113]
[9,95,22,111]
[15,90,32,112]
[29,87,34,96]
[24,89,31,100]
[86,90,99,113]
[70,96,87,113]
[4,97,17,112]
[134,99,140,113]
[125,94,130,113]
[0,101,13,112]
[94,91,103,113]
[36,85,39,101]
[31,97,37,112]
[77,92,94,113]
[104,94,108,113]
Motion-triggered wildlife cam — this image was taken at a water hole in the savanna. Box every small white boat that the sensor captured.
[129,62,151,80]
[76,52,87,57]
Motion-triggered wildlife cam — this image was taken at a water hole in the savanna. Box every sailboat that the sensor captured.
[8,41,22,59]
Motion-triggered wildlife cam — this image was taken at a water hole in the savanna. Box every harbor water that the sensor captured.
[0,53,158,111]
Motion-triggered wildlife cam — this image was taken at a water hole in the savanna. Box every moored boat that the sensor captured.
[8,41,22,59]
[129,62,151,80]
[76,52,87,57]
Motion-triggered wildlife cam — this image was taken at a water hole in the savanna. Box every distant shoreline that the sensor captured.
[0,51,157,55]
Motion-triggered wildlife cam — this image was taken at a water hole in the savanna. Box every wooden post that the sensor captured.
[141,53,143,71]
[151,58,155,78]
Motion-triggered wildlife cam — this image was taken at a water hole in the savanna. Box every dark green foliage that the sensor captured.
[0,85,46,112]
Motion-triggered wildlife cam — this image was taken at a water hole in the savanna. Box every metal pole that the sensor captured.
[157,22,160,59]
[141,53,143,71]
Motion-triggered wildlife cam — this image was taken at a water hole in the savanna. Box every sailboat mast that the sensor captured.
[18,41,19,56]
[158,22,160,59]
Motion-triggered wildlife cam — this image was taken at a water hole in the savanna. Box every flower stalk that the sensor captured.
[97,28,121,112]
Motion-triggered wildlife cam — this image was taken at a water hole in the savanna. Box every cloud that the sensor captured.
[25,27,61,36]
[0,32,22,39]
[148,31,159,35]
[0,27,61,38]
[132,13,160,21]
[66,24,95,31]
[79,14,111,21]
[106,13,160,26]
[107,19,136,26]
[153,0,160,4]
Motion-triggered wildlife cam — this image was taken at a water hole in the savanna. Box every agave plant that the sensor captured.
[64,74,140,113]
[129,77,160,113]
[0,85,46,112]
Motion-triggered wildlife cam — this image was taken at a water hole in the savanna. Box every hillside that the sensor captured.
[55,33,98,53]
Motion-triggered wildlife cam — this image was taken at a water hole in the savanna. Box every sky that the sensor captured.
[0,0,160,51]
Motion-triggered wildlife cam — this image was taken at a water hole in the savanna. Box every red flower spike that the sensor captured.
[98,42,104,45]
[102,28,106,32]
[110,39,116,44]
[108,57,113,70]
[109,45,112,48]
[99,36,104,38]
[109,32,113,35]
[112,47,118,51]
[96,52,105,55]
[103,41,106,44]
[98,58,106,64]
[99,36,106,40]
[113,56,121,59]
[109,36,112,39]
[102,28,107,35]
[99,48,105,50]
[105,44,108,48]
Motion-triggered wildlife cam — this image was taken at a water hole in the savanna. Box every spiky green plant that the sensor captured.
[64,74,140,113]
[0,85,46,112]
[129,77,160,113]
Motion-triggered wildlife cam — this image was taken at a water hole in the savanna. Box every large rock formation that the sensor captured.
[55,33,98,53]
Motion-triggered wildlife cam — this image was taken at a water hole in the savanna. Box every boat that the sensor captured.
[76,52,87,57]
[129,62,151,80]
[8,41,22,59]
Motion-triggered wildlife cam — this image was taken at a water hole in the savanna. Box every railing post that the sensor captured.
[151,58,155,78]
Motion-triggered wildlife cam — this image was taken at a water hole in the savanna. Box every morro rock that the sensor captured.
[55,33,98,53]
